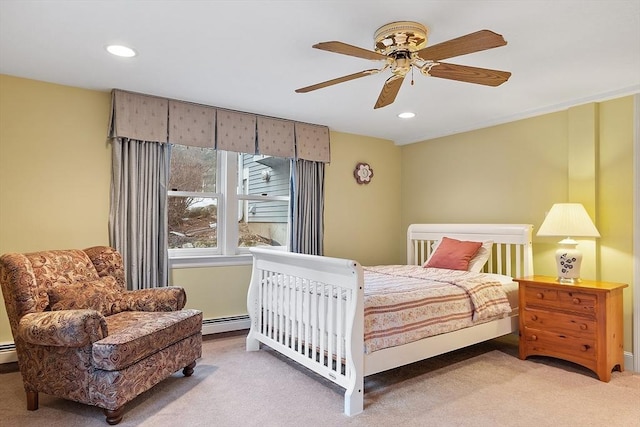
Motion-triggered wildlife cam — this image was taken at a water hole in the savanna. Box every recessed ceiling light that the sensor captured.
[398,112,415,119]
[106,45,136,58]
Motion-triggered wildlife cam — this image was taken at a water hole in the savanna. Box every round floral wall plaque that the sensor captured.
[354,162,374,184]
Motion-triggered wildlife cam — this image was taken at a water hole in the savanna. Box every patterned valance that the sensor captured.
[168,100,216,148]
[257,117,295,158]
[295,123,331,163]
[109,89,330,162]
[216,110,257,154]
[110,91,168,143]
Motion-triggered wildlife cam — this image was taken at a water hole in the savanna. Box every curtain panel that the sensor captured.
[110,89,330,162]
[109,138,170,290]
[290,159,325,255]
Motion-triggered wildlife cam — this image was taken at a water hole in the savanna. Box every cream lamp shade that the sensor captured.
[537,203,600,283]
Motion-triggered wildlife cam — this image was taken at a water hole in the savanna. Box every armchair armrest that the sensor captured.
[121,286,187,312]
[18,310,108,347]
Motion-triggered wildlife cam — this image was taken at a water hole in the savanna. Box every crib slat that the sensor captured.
[336,284,343,375]
[320,284,327,367]
[327,285,334,367]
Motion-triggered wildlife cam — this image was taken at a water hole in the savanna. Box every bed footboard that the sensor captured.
[246,248,365,416]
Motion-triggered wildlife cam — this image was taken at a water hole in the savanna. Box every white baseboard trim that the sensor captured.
[624,351,634,372]
[0,347,17,364]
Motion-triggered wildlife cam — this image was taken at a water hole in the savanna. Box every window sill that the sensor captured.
[169,254,253,269]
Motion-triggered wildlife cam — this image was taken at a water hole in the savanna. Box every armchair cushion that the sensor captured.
[93,309,202,371]
[48,276,125,315]
[26,249,100,288]
[18,310,108,347]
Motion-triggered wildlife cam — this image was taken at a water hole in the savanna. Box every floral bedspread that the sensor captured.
[362,265,512,354]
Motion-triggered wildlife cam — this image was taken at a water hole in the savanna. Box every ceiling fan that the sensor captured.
[295,21,511,109]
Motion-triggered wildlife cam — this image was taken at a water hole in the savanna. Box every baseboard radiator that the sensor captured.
[0,315,251,365]
[201,315,250,335]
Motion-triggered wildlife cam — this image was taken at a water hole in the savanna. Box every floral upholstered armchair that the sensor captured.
[0,246,203,425]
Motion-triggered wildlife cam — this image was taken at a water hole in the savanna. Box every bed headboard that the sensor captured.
[407,224,534,278]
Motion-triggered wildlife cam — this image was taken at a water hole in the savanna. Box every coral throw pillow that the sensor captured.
[424,237,483,271]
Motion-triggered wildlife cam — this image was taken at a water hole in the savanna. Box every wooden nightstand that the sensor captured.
[516,275,627,382]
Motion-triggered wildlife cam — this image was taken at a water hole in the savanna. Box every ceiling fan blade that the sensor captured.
[374,74,405,109]
[295,69,379,93]
[313,41,388,61]
[426,62,511,86]
[417,30,507,61]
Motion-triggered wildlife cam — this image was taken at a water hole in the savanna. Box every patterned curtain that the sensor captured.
[290,159,325,255]
[109,138,171,290]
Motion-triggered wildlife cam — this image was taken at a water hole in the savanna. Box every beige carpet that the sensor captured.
[1,332,639,427]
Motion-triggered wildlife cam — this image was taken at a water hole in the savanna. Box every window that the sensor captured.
[168,145,290,265]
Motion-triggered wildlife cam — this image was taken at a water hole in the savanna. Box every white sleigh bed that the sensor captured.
[246,224,533,416]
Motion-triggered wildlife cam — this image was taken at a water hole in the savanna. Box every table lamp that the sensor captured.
[536,203,600,283]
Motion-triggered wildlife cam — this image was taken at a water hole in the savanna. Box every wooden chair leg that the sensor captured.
[183,361,196,377]
[104,406,124,425]
[26,391,38,410]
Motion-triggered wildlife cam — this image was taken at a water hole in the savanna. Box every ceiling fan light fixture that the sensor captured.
[106,44,137,58]
[374,21,428,55]
[398,112,415,119]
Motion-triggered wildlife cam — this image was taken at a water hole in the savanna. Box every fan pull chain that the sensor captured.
[411,66,414,85]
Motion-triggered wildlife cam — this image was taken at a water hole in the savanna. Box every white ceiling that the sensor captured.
[1,1,639,145]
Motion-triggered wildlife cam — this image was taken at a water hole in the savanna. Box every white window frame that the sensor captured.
[169,151,290,268]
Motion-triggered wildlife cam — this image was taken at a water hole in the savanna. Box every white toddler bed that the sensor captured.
[246,223,533,416]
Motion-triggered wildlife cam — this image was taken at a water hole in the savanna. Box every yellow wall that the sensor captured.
[0,74,635,354]
[400,111,569,230]
[0,75,112,252]
[0,75,112,343]
[170,265,253,320]
[324,131,403,265]
[598,97,635,341]
[401,97,635,351]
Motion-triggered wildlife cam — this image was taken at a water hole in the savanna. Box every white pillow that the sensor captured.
[427,239,493,273]
[468,240,493,272]
[480,272,515,285]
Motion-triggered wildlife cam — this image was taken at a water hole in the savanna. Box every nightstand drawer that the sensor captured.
[521,307,596,338]
[523,285,596,314]
[521,327,597,364]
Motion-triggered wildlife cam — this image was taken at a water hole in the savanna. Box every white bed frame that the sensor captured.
[246,224,533,416]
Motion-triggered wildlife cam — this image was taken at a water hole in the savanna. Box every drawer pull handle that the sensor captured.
[580,323,588,330]
[536,293,544,299]
[572,298,581,304]
[530,335,538,341]
[531,315,538,321]
[580,345,589,352]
